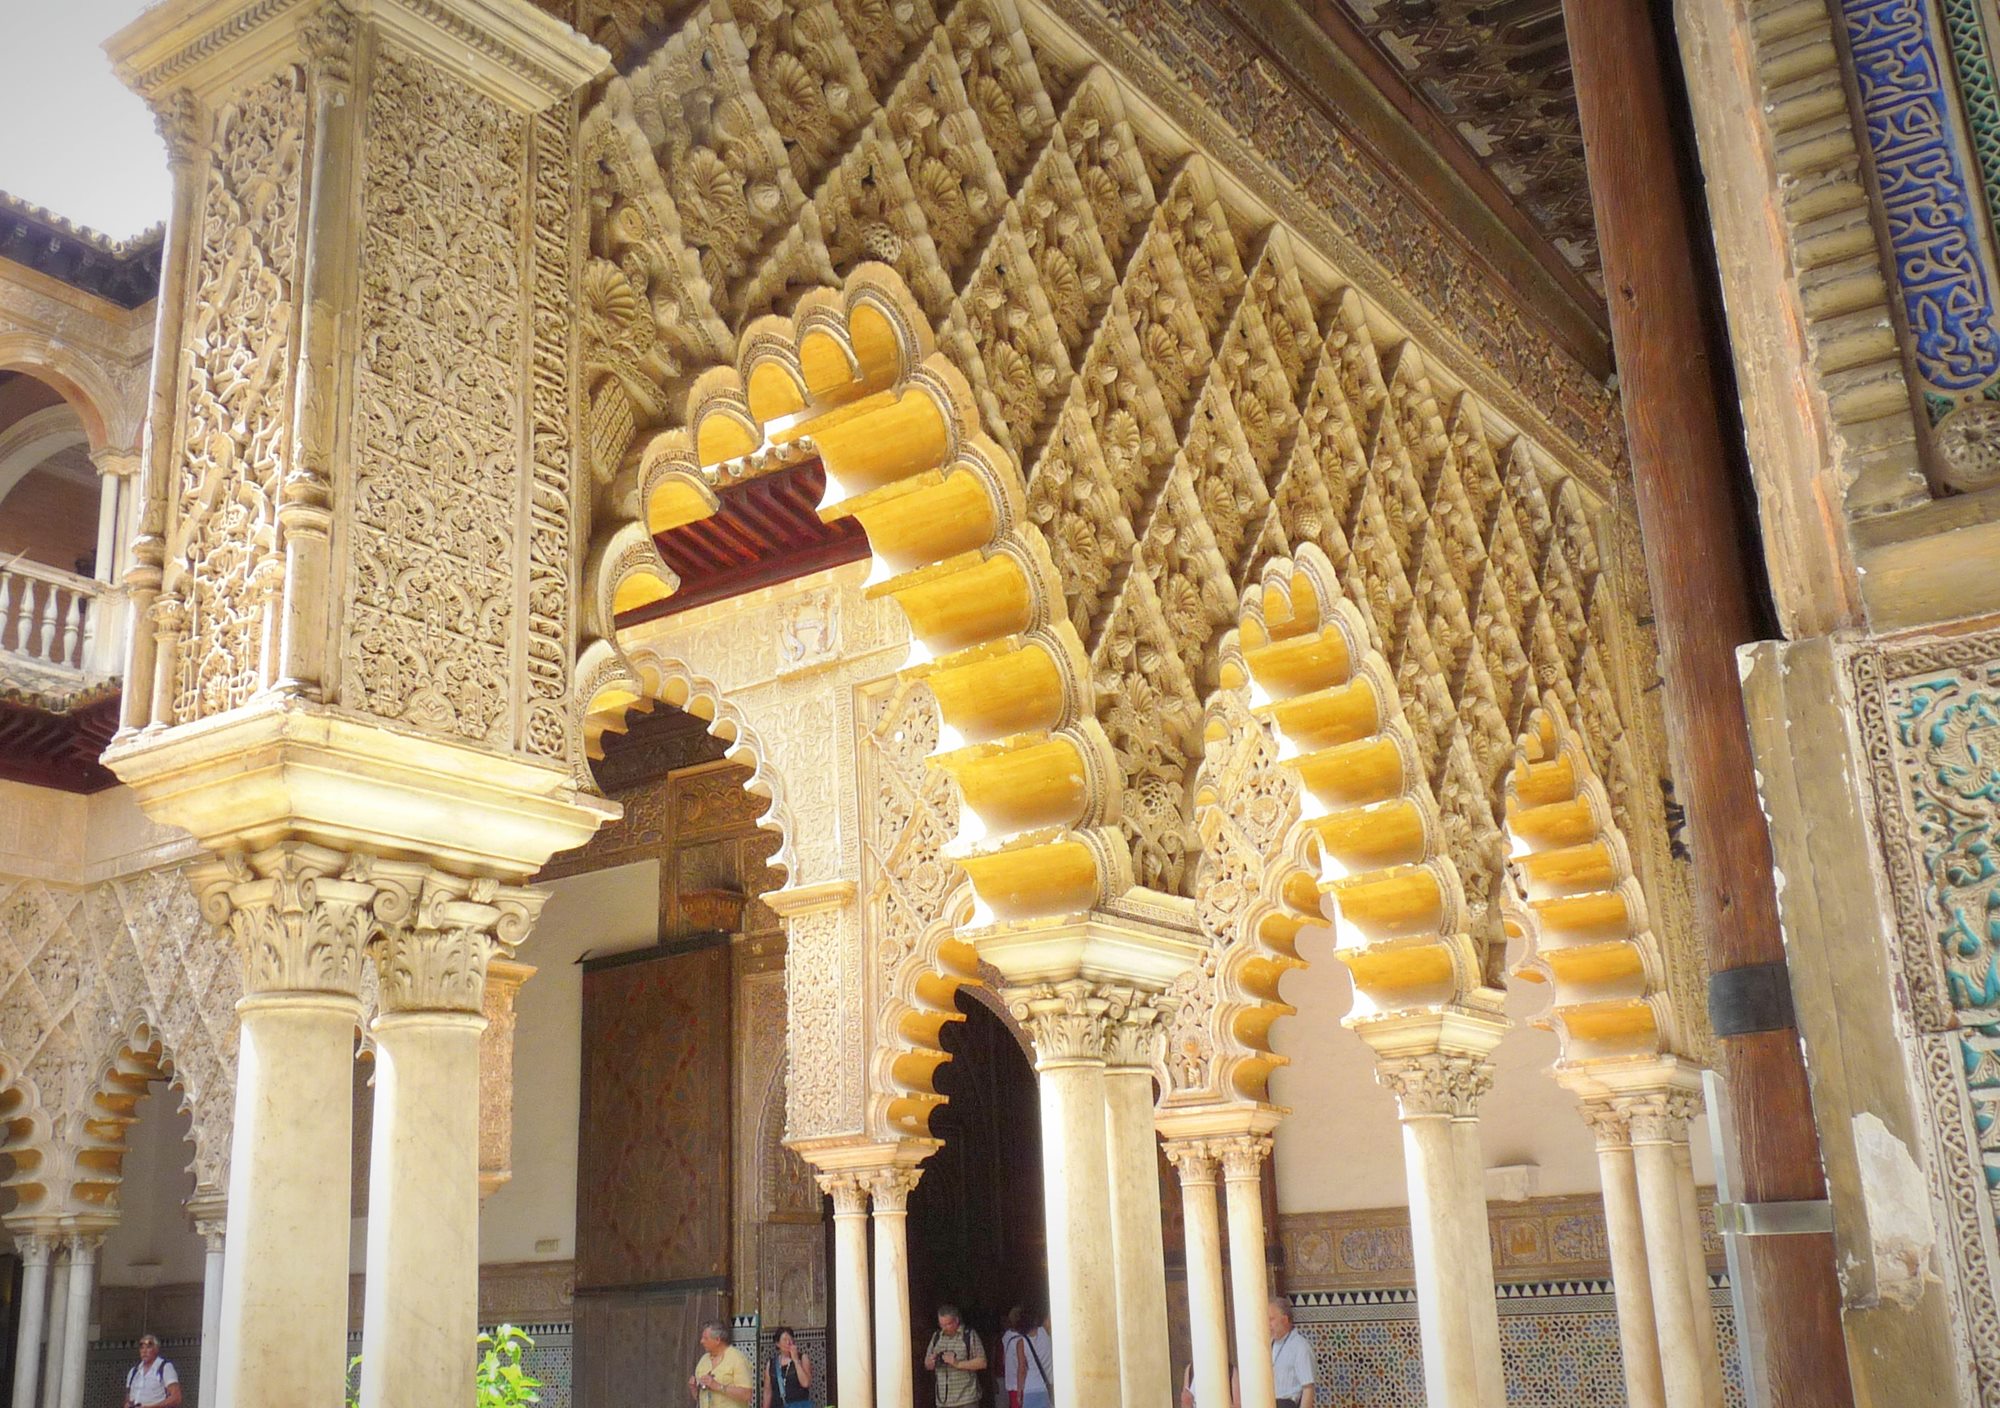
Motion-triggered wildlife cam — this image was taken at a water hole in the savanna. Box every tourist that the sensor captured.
[121,1335,181,1408]
[1001,1305,1053,1408]
[761,1326,813,1408]
[1000,1306,1029,1408]
[689,1320,753,1406]
[1268,1297,1316,1408]
[923,1302,988,1408]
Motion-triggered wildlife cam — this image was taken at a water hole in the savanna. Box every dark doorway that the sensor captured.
[905,989,1045,1401]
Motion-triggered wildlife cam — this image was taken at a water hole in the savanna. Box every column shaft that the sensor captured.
[1634,1137,1708,1408]
[824,1177,875,1408]
[10,1236,51,1408]
[56,1236,97,1408]
[1449,1116,1504,1408]
[1105,1062,1171,1408]
[359,1013,486,1408]
[1673,1141,1723,1406]
[871,1170,920,1408]
[1170,1147,1230,1408]
[1401,1114,1481,1408]
[1222,1142,1274,1408]
[1595,1134,1667,1408]
[40,1248,69,1408]
[199,1226,226,1408]
[1037,1057,1123,1407]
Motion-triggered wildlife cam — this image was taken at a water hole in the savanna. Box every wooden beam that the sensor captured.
[1561,0,1856,1401]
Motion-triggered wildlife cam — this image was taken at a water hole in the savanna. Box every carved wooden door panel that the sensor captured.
[574,937,732,1405]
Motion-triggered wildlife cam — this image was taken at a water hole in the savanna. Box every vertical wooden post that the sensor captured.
[1561,1,1856,1403]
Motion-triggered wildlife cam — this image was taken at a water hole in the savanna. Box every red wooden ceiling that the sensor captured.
[0,691,121,792]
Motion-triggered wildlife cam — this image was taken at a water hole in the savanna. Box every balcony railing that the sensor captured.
[0,556,123,690]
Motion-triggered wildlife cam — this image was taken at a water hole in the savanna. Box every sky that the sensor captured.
[0,2,172,241]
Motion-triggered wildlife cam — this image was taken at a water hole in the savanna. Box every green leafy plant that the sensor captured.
[342,1324,541,1407]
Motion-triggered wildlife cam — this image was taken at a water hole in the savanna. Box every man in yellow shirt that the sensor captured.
[690,1321,754,1408]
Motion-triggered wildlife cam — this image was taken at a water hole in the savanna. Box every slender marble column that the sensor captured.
[1673,1139,1724,1406]
[1105,1007,1172,1408]
[56,1232,101,1408]
[1377,1053,1502,1408]
[362,872,540,1408]
[9,1232,53,1408]
[40,1251,69,1408]
[1220,1137,1276,1408]
[196,1218,226,1407]
[821,1172,875,1408]
[196,846,375,1408]
[1167,1143,1230,1408]
[871,1168,922,1408]
[1627,1095,1711,1408]
[1010,980,1124,1408]
[1585,1106,1667,1408]
[1449,1114,1504,1408]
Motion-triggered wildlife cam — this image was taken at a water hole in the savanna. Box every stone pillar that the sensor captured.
[1166,1143,1230,1408]
[1449,1113,1505,1408]
[1626,1092,1719,1408]
[1219,1137,1275,1408]
[1376,1051,1503,1408]
[1104,1004,1171,1408]
[870,1167,922,1408]
[195,846,374,1408]
[1009,980,1125,1408]
[196,1216,227,1407]
[819,1172,875,1408]
[39,1251,68,1408]
[361,870,542,1408]
[9,1231,54,1408]
[55,1231,101,1408]
[1673,1139,1723,1404]
[479,958,536,1201]
[1585,1105,1667,1408]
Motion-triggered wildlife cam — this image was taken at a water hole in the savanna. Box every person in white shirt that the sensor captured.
[1268,1298,1315,1408]
[123,1336,182,1408]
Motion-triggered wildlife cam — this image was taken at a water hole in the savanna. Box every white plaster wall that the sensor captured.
[0,776,88,878]
[1269,928,1714,1212]
[99,1083,205,1287]
[478,860,661,1264]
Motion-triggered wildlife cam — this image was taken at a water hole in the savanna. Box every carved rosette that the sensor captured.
[1216,1134,1274,1183]
[815,1170,871,1217]
[367,867,546,1017]
[1373,1052,1496,1121]
[192,844,378,1000]
[1615,1089,1703,1147]
[1006,979,1135,1070]
[867,1166,924,1213]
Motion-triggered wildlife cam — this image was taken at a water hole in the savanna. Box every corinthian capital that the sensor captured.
[1216,1134,1274,1181]
[1374,1051,1495,1120]
[868,1166,924,1212]
[193,843,378,999]
[1616,1089,1703,1146]
[299,0,357,90]
[1164,1140,1219,1185]
[152,89,206,168]
[1006,979,1137,1068]
[1105,994,1173,1073]
[366,863,547,1016]
[815,1170,870,1217]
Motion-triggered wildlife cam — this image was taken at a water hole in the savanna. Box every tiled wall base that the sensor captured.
[1291,1279,1743,1407]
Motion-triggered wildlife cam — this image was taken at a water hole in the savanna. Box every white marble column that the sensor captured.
[1626,1094,1713,1408]
[1585,1105,1667,1408]
[197,847,375,1408]
[361,874,539,1408]
[196,1217,226,1407]
[820,1172,875,1408]
[1449,1114,1505,1408]
[9,1231,53,1408]
[1166,1143,1230,1408]
[39,1250,69,1408]
[1377,1053,1502,1408]
[1010,980,1125,1408]
[1220,1137,1275,1408]
[871,1168,922,1408]
[1105,1006,1172,1408]
[1673,1140,1724,1407]
[55,1231,101,1408]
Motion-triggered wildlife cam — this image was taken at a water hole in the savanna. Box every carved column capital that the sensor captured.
[151,89,207,168]
[1216,1135,1274,1182]
[63,1230,106,1262]
[867,1166,924,1213]
[1006,978,1136,1069]
[299,0,357,91]
[192,843,378,1000]
[1580,1101,1633,1150]
[816,1170,871,1217]
[366,864,547,1017]
[1104,994,1172,1073]
[1164,1139,1220,1186]
[1615,1089,1703,1146]
[1373,1051,1495,1120]
[10,1229,57,1267]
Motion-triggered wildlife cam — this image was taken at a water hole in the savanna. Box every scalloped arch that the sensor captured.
[577,263,1130,924]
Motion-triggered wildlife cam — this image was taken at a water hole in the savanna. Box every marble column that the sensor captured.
[195,1216,227,1408]
[821,1172,875,1408]
[39,1248,69,1408]
[870,1167,922,1408]
[9,1231,53,1408]
[1166,1143,1230,1408]
[1220,1137,1276,1408]
[1377,1052,1503,1408]
[1627,1093,1715,1408]
[362,871,540,1408]
[55,1231,101,1408]
[1673,1140,1724,1406]
[1585,1105,1667,1408]
[196,846,375,1408]
[1449,1114,1505,1408]
[1010,980,1125,1408]
[1105,1005,1172,1408]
